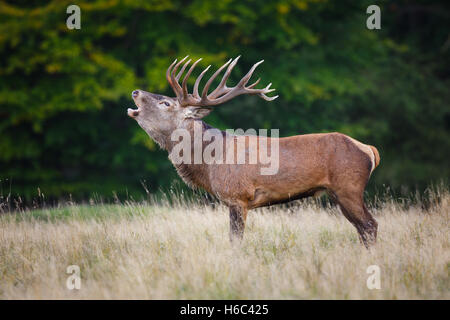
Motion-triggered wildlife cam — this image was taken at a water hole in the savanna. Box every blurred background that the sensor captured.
[0,0,449,203]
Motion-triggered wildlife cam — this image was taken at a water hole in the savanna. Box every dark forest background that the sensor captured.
[0,0,449,202]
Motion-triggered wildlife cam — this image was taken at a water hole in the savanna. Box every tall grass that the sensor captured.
[0,185,448,299]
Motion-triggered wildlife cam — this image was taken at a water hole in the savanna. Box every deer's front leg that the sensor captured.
[229,205,248,242]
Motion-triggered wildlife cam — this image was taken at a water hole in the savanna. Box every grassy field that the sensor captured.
[0,187,448,299]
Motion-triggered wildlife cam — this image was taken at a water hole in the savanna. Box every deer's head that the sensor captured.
[128,56,278,146]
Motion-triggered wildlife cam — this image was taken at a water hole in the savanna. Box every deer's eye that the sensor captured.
[160,101,170,107]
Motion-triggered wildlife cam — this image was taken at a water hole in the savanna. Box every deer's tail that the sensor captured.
[369,145,380,170]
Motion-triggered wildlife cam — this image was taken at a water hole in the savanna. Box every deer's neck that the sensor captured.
[166,119,220,192]
[144,127,171,150]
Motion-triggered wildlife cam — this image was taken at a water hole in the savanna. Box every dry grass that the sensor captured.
[0,187,448,299]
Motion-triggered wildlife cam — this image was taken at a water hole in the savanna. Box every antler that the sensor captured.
[166,56,278,107]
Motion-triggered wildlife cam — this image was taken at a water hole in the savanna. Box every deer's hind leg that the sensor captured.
[330,188,378,248]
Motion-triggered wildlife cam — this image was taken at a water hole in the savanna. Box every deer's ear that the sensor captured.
[183,107,212,119]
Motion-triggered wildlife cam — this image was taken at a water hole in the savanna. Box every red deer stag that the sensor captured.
[128,56,380,247]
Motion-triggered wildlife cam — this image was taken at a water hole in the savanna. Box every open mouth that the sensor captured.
[128,92,140,118]
[128,90,142,118]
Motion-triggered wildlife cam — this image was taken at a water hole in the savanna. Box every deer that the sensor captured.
[127,56,380,248]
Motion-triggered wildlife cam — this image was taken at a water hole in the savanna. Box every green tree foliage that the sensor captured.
[0,0,449,200]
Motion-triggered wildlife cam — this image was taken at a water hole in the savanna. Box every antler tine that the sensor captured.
[264,82,275,92]
[209,55,241,98]
[171,56,189,77]
[193,65,211,99]
[201,58,233,99]
[166,59,178,88]
[260,93,279,101]
[246,77,261,89]
[176,59,191,82]
[182,58,202,98]
[258,83,278,101]
[170,56,189,98]
[237,60,264,88]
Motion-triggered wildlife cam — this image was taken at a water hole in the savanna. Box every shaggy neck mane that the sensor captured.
[168,120,217,192]
[145,127,170,150]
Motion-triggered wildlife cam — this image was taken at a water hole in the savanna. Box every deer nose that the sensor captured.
[132,90,139,98]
